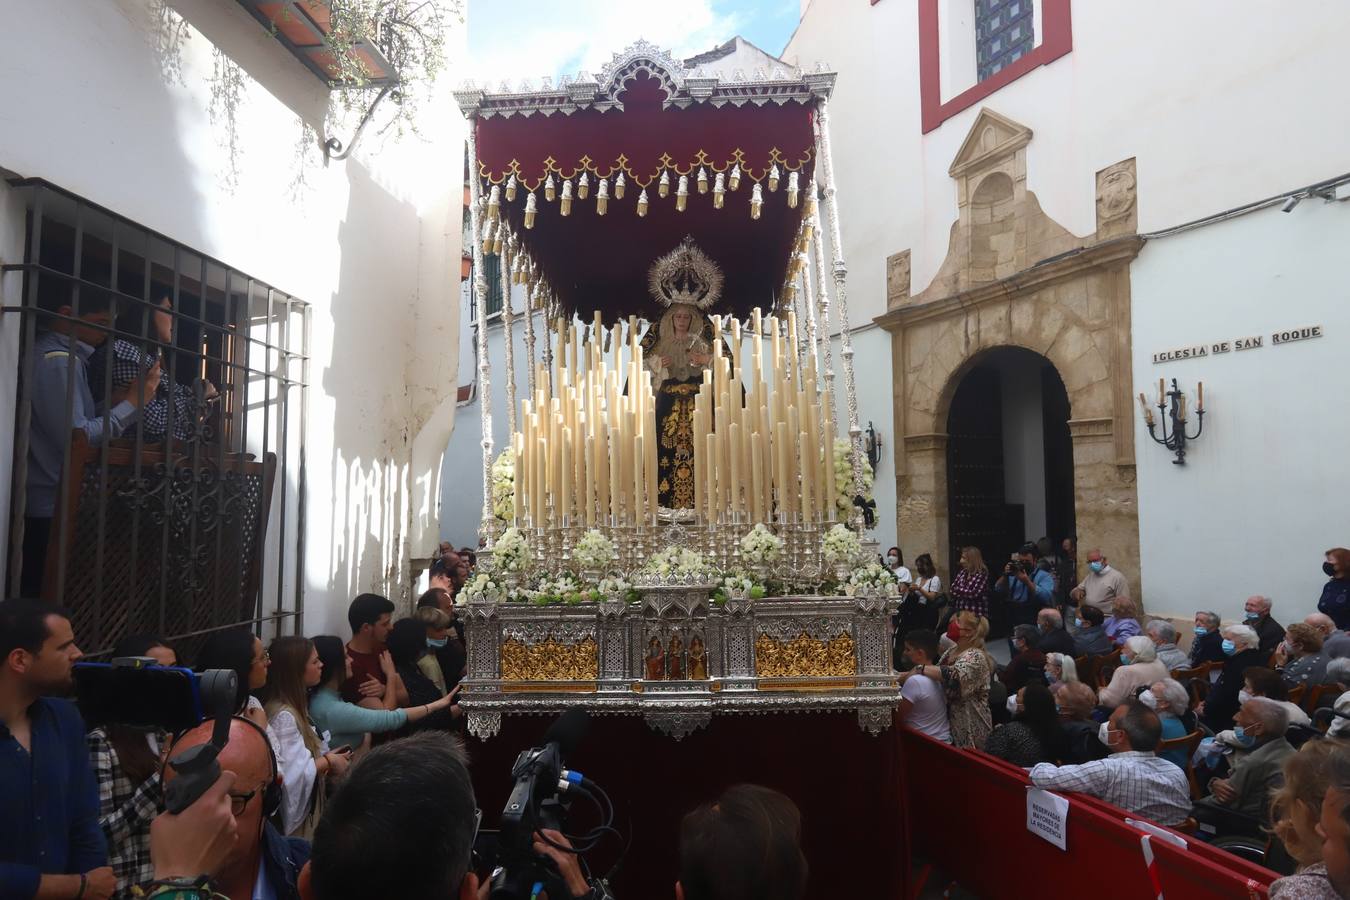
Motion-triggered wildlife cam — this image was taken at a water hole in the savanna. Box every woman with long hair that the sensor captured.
[262,636,352,837]
[195,627,270,729]
[308,635,454,754]
[86,634,176,898]
[949,546,989,620]
[913,611,994,748]
[984,681,1060,766]
[1044,652,1079,696]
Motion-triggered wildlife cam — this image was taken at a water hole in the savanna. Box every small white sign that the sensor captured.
[1026,787,1070,850]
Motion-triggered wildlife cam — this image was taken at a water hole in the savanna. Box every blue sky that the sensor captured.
[465,0,803,85]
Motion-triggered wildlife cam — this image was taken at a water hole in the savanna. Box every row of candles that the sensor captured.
[509,309,838,528]
[1137,378,1204,426]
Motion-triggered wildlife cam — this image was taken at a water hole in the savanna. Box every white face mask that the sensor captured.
[1238,689,1253,705]
[1139,691,1159,710]
[1006,694,1021,715]
[1097,722,1115,747]
[887,555,899,566]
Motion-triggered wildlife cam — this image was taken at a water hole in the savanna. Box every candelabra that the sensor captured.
[1140,378,1205,465]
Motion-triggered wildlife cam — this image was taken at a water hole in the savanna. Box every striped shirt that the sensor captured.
[1029,751,1192,826]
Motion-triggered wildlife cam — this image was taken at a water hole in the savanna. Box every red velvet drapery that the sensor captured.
[474,72,817,320]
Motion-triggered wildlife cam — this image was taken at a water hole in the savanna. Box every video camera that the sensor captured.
[74,657,239,813]
[478,708,619,900]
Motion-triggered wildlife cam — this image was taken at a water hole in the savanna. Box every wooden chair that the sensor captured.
[1074,654,1095,686]
[1287,683,1306,706]
[1158,729,1205,800]
[1303,682,1345,714]
[1172,662,1216,707]
[1094,653,1120,689]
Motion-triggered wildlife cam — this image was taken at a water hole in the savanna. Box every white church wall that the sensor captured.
[786,0,1350,323]
[0,0,465,634]
[1131,198,1350,625]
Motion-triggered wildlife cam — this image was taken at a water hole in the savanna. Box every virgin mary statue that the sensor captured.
[639,238,725,510]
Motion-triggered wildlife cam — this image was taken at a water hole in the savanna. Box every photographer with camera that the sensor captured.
[304,732,601,900]
[0,598,113,900]
[993,543,1055,657]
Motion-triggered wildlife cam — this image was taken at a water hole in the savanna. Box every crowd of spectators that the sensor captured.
[0,537,812,900]
[891,539,1350,894]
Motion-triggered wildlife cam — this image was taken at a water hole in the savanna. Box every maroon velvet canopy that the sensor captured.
[474,71,816,320]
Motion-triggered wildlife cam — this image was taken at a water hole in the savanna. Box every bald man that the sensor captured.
[165,717,309,900]
[1306,613,1350,660]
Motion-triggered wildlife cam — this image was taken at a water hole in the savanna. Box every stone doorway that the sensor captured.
[875,108,1145,608]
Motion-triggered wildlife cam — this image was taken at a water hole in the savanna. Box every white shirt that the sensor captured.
[268,707,325,835]
[914,575,942,604]
[901,672,952,742]
[1029,751,1191,826]
[891,565,913,584]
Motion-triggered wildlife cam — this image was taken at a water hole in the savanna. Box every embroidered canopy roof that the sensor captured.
[454,41,836,320]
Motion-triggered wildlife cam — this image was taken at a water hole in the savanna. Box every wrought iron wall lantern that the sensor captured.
[1139,377,1205,465]
[864,420,883,473]
[233,0,402,160]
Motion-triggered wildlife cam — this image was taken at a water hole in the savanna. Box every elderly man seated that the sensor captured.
[1029,700,1191,827]
[1144,620,1189,672]
[1305,612,1350,659]
[1036,608,1076,657]
[1243,595,1286,653]
[1195,697,1295,833]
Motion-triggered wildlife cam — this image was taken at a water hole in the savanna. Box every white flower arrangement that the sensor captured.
[523,572,585,605]
[573,529,617,571]
[641,545,715,580]
[491,451,514,522]
[832,438,877,528]
[821,523,863,567]
[462,572,503,605]
[711,572,768,605]
[841,562,900,598]
[492,527,530,573]
[597,576,635,601]
[739,523,785,567]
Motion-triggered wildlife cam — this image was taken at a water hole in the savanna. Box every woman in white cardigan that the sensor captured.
[263,635,353,837]
[1098,635,1169,708]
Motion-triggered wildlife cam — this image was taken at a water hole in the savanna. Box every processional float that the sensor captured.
[453,43,899,738]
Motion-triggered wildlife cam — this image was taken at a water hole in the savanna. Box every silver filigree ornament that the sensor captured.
[647,236,725,310]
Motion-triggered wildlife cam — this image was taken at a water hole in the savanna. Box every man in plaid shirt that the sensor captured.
[89,334,203,443]
[1029,700,1192,827]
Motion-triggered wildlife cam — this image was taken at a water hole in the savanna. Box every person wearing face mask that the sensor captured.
[1069,549,1130,616]
[1275,623,1332,690]
[1319,549,1350,631]
[1201,624,1268,732]
[1196,697,1295,827]
[1139,679,1193,769]
[1244,595,1287,653]
[1043,652,1079,697]
[885,547,912,583]
[1099,636,1169,708]
[1071,605,1113,657]
[1028,700,1191,827]
[1191,610,1226,666]
[1000,624,1047,693]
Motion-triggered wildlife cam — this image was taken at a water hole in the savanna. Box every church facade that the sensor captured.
[786,0,1350,624]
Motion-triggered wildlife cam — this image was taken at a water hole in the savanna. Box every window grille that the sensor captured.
[1,179,309,655]
[975,0,1036,81]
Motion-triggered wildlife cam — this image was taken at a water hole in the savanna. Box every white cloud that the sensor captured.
[466,0,745,86]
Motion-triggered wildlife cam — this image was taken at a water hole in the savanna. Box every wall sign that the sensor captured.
[1152,325,1323,364]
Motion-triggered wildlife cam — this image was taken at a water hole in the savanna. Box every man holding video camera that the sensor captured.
[993,543,1055,656]
[0,598,115,900]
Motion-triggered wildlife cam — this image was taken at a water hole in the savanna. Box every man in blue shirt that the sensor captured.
[21,287,160,597]
[0,598,112,899]
[994,542,1056,657]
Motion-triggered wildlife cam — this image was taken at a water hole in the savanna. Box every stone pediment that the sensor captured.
[948,109,1033,179]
